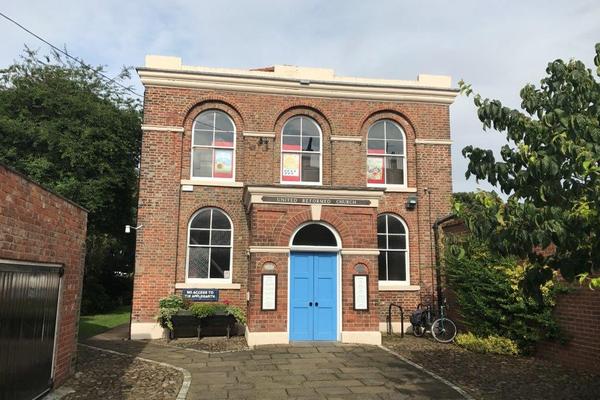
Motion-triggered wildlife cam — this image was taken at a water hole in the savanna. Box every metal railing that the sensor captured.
[386,303,404,337]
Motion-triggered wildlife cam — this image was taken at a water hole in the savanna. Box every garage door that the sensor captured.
[0,261,63,400]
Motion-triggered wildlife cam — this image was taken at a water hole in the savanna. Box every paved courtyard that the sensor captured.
[85,336,465,399]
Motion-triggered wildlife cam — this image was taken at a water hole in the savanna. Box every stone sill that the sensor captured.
[175,282,241,290]
[378,284,421,292]
[181,179,244,188]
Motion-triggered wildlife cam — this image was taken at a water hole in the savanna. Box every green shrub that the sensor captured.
[455,333,520,356]
[189,302,247,325]
[445,236,561,353]
[159,294,187,310]
[157,294,188,331]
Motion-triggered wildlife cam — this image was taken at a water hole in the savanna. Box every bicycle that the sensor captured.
[410,300,457,343]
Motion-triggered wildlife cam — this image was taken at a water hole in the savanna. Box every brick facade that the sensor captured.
[132,60,456,344]
[0,164,88,387]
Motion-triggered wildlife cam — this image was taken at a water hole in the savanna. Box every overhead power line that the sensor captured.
[0,11,143,98]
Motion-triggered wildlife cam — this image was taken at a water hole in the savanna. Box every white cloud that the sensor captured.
[1,0,599,193]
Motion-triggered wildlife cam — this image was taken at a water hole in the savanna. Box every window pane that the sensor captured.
[388,234,407,249]
[377,215,386,234]
[211,210,231,229]
[214,111,234,132]
[302,118,320,137]
[386,156,404,185]
[386,122,403,140]
[378,252,387,280]
[368,139,385,154]
[387,216,405,234]
[191,209,211,228]
[282,135,301,151]
[210,247,231,278]
[293,224,337,246]
[193,129,213,146]
[189,229,209,245]
[369,121,385,139]
[387,251,407,281]
[386,140,404,155]
[189,247,209,279]
[195,112,214,131]
[192,148,212,177]
[213,149,233,178]
[302,136,320,152]
[301,154,320,182]
[283,117,301,136]
[211,230,231,245]
[215,132,234,147]
[377,234,386,249]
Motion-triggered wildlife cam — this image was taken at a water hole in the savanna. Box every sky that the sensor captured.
[1,0,599,193]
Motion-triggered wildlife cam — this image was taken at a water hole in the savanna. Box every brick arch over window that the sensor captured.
[359,110,417,188]
[180,100,245,181]
[272,106,333,185]
[275,209,354,247]
[358,110,416,140]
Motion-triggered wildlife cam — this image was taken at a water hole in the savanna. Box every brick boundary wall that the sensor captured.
[0,163,88,387]
[440,219,600,372]
[536,283,600,371]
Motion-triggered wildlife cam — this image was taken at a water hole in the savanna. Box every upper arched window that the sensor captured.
[187,208,232,281]
[281,116,321,184]
[367,120,406,186]
[377,214,409,283]
[192,110,235,179]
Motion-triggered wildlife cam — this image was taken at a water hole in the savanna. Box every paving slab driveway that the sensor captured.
[86,338,465,399]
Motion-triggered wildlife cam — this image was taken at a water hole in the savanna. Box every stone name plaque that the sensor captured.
[261,196,371,206]
[353,275,368,310]
[261,274,277,311]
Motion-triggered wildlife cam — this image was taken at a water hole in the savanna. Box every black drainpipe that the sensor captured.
[432,214,457,312]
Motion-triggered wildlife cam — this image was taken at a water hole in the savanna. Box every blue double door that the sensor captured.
[289,252,338,341]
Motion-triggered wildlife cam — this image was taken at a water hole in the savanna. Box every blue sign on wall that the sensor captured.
[181,289,219,302]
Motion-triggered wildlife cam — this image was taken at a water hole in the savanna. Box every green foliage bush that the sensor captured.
[445,233,561,353]
[455,332,520,356]
[157,295,247,331]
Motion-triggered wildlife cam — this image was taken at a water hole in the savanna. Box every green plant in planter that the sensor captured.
[189,302,246,325]
[157,294,188,331]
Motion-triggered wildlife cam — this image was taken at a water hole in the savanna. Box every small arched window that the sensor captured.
[292,224,337,247]
[377,214,409,283]
[281,116,321,184]
[187,208,232,281]
[192,110,235,180]
[367,120,406,186]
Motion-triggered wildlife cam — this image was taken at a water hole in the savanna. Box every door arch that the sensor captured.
[288,222,341,341]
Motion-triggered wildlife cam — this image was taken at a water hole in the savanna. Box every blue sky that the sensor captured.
[2,0,599,192]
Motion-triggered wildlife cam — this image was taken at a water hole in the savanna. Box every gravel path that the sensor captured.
[383,334,600,400]
[61,345,183,400]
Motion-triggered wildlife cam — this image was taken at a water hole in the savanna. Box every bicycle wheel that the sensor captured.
[431,318,457,343]
[412,324,426,337]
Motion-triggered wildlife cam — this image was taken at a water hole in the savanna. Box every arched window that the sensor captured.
[192,110,235,179]
[281,116,321,184]
[377,214,409,283]
[292,224,337,247]
[367,120,406,186]
[187,208,232,281]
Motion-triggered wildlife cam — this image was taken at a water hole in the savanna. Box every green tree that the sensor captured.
[0,48,142,313]
[458,43,600,291]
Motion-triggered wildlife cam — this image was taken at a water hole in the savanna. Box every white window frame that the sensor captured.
[190,110,236,181]
[280,116,323,186]
[366,120,407,189]
[186,208,234,284]
[377,214,410,286]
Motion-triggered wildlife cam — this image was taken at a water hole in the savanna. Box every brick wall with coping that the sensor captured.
[133,84,453,332]
[0,164,88,387]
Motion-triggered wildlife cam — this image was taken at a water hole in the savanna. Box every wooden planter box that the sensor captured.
[169,311,238,340]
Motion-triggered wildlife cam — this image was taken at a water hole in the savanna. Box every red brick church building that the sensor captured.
[131,56,457,345]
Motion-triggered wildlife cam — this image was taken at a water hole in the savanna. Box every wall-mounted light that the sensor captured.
[406,195,418,210]
[125,224,143,233]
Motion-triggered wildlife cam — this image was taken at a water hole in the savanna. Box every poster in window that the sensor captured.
[213,149,233,178]
[282,153,301,181]
[367,157,384,184]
